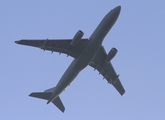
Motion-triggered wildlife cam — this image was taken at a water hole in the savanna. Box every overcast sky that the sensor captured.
[1,0,165,120]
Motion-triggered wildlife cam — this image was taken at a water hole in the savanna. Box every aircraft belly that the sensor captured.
[73,42,100,71]
[55,60,79,91]
[52,42,100,101]
[47,61,79,103]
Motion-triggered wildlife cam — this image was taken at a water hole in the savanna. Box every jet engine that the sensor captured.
[71,30,84,46]
[105,47,118,62]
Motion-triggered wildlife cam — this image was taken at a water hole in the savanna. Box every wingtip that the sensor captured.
[29,93,33,97]
[15,40,20,44]
[120,90,125,96]
[62,108,65,113]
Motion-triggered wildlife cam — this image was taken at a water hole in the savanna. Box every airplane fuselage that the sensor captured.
[47,6,121,104]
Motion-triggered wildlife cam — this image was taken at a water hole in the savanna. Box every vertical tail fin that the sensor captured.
[29,92,65,112]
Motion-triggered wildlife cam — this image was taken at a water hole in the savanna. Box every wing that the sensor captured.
[89,46,125,95]
[15,39,89,58]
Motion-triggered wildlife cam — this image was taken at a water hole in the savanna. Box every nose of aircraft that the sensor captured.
[116,6,121,10]
[113,6,121,14]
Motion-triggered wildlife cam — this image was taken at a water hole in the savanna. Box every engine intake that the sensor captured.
[71,30,84,46]
[105,47,118,62]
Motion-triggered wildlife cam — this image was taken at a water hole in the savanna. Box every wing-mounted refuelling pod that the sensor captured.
[105,47,118,62]
[71,30,84,46]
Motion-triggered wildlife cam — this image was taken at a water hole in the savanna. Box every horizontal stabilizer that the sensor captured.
[29,92,52,100]
[52,96,65,112]
[29,92,65,112]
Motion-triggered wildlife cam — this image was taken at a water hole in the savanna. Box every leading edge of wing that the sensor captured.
[15,39,89,58]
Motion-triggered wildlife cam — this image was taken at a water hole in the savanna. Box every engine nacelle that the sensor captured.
[105,47,118,62]
[71,30,84,46]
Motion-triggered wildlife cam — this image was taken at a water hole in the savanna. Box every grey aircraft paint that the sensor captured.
[47,6,121,104]
[15,6,125,112]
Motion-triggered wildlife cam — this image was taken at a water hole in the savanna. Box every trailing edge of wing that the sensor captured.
[90,46,125,95]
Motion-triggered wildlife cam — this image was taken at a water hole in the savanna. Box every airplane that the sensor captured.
[15,6,125,112]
